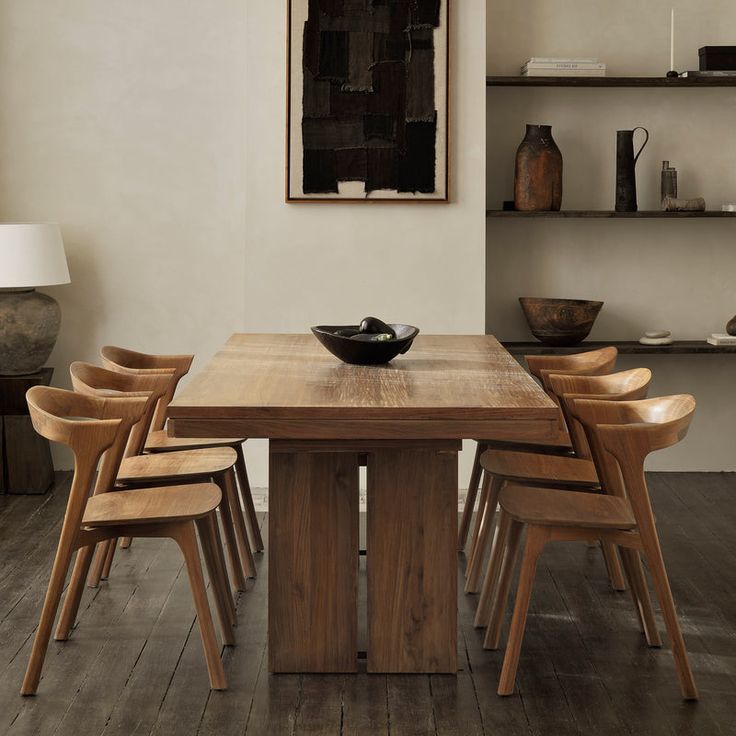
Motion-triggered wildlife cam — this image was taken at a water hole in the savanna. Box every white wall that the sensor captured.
[0,1,487,486]
[487,0,736,470]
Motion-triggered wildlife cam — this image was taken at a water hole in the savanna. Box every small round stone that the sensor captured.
[644,330,671,339]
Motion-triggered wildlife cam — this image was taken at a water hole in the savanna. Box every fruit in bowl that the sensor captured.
[311,317,419,365]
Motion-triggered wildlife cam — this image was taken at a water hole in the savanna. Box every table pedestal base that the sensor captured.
[268,440,459,674]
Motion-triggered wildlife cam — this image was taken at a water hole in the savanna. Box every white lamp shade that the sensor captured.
[0,224,70,288]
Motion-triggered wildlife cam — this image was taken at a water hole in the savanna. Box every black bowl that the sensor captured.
[311,324,420,365]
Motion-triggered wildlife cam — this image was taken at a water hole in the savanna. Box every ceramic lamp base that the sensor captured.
[0,288,61,376]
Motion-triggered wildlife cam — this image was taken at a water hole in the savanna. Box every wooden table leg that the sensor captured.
[268,443,360,673]
[367,444,458,674]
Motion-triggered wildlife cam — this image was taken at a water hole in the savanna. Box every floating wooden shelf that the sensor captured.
[487,76,736,87]
[487,210,736,219]
[503,341,736,356]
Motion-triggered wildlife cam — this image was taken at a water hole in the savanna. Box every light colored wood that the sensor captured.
[168,334,558,427]
[234,444,265,553]
[116,447,237,483]
[268,448,360,673]
[220,467,256,579]
[489,394,698,700]
[145,429,245,452]
[473,508,511,628]
[465,475,503,593]
[458,442,486,551]
[367,447,458,674]
[481,450,598,487]
[21,386,229,694]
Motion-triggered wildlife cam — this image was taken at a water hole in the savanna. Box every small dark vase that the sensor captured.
[727,315,736,336]
[514,124,563,212]
[615,127,649,212]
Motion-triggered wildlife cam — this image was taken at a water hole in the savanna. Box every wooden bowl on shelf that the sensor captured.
[519,297,603,347]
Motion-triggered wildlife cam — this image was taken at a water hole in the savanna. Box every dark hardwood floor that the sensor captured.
[0,472,735,735]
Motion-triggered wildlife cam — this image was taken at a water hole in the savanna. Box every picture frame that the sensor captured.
[286,0,450,203]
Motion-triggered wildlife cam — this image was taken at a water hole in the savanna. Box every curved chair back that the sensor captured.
[70,361,173,459]
[101,346,194,432]
[548,368,652,459]
[526,346,618,392]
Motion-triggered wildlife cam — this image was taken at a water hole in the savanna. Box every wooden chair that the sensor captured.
[482,394,698,700]
[100,345,263,554]
[466,368,651,598]
[460,346,618,552]
[22,386,233,694]
[69,362,255,591]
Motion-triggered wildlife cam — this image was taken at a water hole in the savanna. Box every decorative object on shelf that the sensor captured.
[727,316,736,336]
[722,204,736,212]
[519,297,603,347]
[667,8,679,78]
[663,196,706,212]
[639,330,673,346]
[681,70,736,78]
[708,333,736,346]
[286,0,449,202]
[661,161,678,207]
[514,125,563,211]
[615,127,649,212]
[521,58,606,78]
[311,319,419,365]
[699,46,736,71]
[0,224,70,376]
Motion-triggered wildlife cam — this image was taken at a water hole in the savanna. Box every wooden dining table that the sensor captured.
[167,333,558,675]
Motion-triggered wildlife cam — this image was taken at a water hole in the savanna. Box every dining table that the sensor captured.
[167,333,558,675]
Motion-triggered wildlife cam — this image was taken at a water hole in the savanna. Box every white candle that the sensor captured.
[670,8,675,71]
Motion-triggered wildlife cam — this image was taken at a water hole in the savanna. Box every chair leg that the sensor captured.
[497,526,547,696]
[208,513,237,626]
[55,545,95,641]
[21,538,76,695]
[87,539,112,588]
[195,516,235,646]
[474,509,511,628]
[173,522,227,691]
[601,541,627,592]
[234,444,264,552]
[465,475,503,594]
[215,478,248,591]
[101,537,117,579]
[465,471,490,580]
[119,537,133,550]
[459,442,485,552]
[641,535,698,700]
[221,468,256,579]
[619,546,661,647]
[484,519,523,650]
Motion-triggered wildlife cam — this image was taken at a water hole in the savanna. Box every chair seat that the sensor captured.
[83,483,222,526]
[500,485,637,530]
[118,447,237,483]
[481,449,598,487]
[476,425,572,455]
[144,430,245,453]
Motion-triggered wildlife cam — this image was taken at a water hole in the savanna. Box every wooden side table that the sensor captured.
[0,368,54,494]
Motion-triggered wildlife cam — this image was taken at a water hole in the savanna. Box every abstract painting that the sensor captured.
[287,0,449,202]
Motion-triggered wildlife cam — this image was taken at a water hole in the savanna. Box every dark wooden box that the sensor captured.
[699,46,736,70]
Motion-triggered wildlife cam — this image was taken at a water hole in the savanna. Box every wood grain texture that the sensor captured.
[268,448,359,673]
[168,334,558,424]
[367,447,458,674]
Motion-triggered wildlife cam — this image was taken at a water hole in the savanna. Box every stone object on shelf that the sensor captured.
[663,196,706,212]
[639,330,673,346]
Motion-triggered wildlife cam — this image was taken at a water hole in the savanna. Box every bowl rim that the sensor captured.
[311,324,420,343]
[518,297,604,308]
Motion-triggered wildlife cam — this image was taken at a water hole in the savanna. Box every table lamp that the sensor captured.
[0,224,70,375]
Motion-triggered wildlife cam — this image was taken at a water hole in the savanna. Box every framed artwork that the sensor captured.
[287,0,450,203]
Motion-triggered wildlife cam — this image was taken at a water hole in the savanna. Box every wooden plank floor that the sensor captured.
[0,472,735,735]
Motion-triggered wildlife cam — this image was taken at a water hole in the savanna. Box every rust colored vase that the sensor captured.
[514,124,563,211]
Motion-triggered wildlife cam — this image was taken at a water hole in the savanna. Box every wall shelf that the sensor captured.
[503,341,736,356]
[487,210,736,219]
[487,75,736,87]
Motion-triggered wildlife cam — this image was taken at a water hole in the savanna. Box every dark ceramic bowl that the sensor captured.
[519,297,603,347]
[311,324,420,365]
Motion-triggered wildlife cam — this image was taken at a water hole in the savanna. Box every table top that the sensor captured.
[168,334,557,422]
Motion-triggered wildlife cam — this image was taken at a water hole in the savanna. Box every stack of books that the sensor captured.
[706,333,736,346]
[521,58,607,77]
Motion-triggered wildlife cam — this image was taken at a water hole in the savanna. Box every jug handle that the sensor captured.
[632,127,650,164]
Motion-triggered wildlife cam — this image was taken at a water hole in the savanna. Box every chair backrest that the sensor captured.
[526,346,618,393]
[26,386,148,535]
[70,361,174,458]
[547,368,652,459]
[100,346,194,432]
[569,395,696,529]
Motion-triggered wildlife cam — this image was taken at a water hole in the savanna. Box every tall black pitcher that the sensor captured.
[615,127,649,212]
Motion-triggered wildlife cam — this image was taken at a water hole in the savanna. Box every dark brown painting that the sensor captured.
[287,0,449,202]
